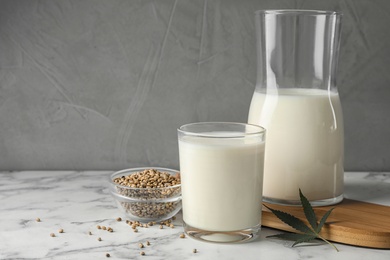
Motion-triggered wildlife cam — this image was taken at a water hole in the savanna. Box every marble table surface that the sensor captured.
[1,171,389,260]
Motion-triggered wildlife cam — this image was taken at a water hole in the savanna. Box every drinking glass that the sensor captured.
[178,122,266,243]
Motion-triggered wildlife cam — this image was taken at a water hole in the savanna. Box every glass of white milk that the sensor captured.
[178,122,266,243]
[248,10,344,206]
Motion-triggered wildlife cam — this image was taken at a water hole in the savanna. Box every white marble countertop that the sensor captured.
[1,171,389,260]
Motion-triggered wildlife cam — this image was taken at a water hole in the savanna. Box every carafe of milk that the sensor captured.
[248,10,344,206]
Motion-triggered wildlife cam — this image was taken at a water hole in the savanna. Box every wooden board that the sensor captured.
[261,199,390,249]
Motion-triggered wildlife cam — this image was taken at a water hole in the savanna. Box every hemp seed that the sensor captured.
[36,218,41,222]
[140,251,145,256]
[58,228,64,233]
[50,233,55,237]
[179,233,185,239]
[112,169,181,220]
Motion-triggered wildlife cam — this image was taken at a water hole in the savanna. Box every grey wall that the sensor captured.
[0,0,389,171]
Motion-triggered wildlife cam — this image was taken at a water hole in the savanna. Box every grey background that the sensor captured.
[0,0,389,171]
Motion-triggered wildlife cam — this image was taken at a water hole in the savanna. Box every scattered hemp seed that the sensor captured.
[193,249,198,253]
[97,225,101,229]
[138,243,144,248]
[179,233,185,239]
[146,241,151,246]
[133,228,138,233]
[107,227,113,232]
[116,217,122,222]
[159,225,163,229]
[140,251,145,256]
[98,237,102,241]
[169,224,174,228]
[58,229,64,233]
[50,233,55,237]
[88,231,92,235]
[36,218,41,222]
[102,226,107,230]
[106,253,110,257]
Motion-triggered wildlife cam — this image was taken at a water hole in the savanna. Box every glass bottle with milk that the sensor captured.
[248,10,344,206]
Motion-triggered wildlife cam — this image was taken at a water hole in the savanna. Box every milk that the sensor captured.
[178,133,265,231]
[248,88,344,202]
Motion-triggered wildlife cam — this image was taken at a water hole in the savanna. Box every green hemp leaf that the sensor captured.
[264,189,339,252]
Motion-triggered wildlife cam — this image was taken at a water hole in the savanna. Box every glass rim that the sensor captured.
[177,122,266,138]
[255,9,342,17]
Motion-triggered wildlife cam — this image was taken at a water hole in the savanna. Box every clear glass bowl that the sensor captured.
[108,167,182,222]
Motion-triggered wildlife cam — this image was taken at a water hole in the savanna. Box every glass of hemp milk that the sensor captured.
[178,122,266,243]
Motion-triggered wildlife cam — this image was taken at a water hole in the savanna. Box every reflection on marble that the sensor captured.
[0,171,389,260]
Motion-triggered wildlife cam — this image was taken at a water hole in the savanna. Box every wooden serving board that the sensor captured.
[261,199,390,249]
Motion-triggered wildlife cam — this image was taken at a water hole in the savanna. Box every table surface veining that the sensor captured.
[1,171,389,260]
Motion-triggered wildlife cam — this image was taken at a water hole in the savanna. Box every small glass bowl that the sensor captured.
[108,167,182,222]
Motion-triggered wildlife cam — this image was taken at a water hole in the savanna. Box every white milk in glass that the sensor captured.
[179,133,265,231]
[248,88,344,202]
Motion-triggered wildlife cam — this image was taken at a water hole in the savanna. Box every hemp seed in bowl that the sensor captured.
[108,167,181,222]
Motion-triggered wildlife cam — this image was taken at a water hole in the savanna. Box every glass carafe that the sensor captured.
[248,10,344,206]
